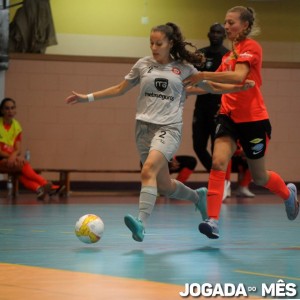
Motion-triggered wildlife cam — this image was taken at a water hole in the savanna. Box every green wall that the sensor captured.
[9,0,300,42]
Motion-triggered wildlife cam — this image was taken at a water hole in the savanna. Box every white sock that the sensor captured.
[138,186,157,226]
[168,179,198,203]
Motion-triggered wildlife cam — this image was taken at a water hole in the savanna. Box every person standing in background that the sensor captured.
[192,23,228,172]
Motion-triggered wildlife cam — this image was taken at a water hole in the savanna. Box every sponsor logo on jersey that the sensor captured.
[240,51,253,58]
[144,92,174,101]
[155,78,168,92]
[172,67,181,75]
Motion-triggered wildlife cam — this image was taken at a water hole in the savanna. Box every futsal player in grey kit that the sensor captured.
[65,22,254,242]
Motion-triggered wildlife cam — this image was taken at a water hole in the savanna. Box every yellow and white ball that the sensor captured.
[75,214,104,244]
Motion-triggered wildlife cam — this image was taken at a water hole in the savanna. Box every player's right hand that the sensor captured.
[65,91,88,105]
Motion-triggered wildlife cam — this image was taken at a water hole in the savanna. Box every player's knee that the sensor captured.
[141,162,155,181]
[211,158,228,171]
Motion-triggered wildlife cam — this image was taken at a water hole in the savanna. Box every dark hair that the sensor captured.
[209,23,226,35]
[151,22,205,65]
[227,6,260,41]
[0,98,16,117]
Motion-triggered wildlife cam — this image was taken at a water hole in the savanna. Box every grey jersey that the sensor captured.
[125,56,198,125]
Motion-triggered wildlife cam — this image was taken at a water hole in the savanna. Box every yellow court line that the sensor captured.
[235,270,300,281]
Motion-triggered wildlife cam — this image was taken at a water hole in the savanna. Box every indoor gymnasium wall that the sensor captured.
[8,0,300,61]
[47,0,300,63]
[4,56,300,182]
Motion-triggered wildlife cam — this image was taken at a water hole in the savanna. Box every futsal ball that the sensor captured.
[75,214,104,244]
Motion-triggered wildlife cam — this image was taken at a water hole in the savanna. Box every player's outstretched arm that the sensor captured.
[200,79,255,94]
[184,64,250,86]
[65,80,131,105]
[186,79,255,96]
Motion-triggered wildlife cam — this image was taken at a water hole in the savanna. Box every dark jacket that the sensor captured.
[9,0,57,53]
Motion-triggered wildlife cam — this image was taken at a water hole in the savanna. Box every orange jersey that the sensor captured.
[217,38,269,123]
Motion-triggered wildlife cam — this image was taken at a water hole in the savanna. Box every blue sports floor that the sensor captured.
[0,192,299,299]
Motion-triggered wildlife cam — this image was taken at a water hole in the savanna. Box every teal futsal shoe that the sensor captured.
[124,214,145,242]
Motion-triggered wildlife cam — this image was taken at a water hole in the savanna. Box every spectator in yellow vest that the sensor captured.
[0,98,63,200]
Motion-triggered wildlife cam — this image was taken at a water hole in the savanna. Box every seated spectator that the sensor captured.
[0,97,64,200]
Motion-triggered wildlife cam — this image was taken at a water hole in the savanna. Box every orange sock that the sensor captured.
[240,169,252,187]
[21,162,47,186]
[176,168,193,183]
[207,169,226,219]
[225,160,232,181]
[19,175,40,192]
[264,170,289,200]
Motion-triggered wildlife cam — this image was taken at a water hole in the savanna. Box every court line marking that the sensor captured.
[235,270,300,281]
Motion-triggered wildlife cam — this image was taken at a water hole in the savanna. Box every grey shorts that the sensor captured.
[135,120,182,163]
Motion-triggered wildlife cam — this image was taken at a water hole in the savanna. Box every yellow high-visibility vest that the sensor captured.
[0,117,22,147]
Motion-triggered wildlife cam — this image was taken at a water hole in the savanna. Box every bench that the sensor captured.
[5,168,208,200]
[34,168,209,198]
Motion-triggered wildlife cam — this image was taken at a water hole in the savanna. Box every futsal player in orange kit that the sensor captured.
[184,6,299,239]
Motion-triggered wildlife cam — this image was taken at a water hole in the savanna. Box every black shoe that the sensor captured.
[49,185,66,197]
[36,182,52,201]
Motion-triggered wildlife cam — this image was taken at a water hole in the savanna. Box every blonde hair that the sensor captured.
[227,6,260,41]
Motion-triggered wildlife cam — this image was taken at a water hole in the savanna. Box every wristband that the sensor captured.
[87,93,94,102]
